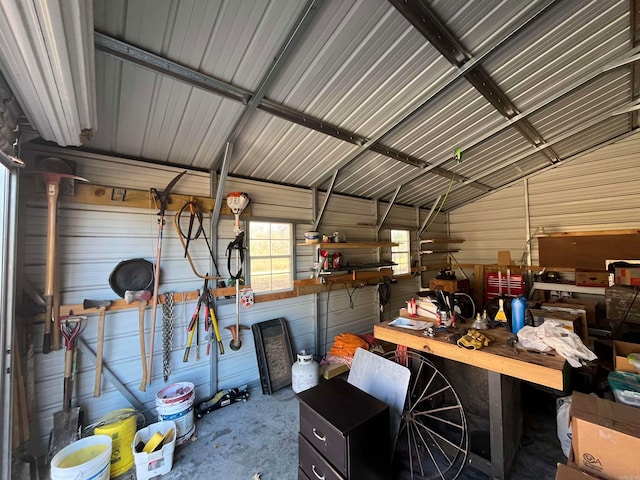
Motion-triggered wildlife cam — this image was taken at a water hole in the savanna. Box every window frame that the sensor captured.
[390,229,411,275]
[247,220,295,294]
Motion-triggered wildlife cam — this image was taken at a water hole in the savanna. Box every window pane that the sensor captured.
[391,229,410,275]
[251,239,270,257]
[251,258,271,275]
[249,221,293,293]
[271,239,290,255]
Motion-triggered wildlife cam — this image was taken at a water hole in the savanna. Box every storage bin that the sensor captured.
[132,421,177,480]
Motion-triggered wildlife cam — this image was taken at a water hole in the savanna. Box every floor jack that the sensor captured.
[195,385,250,419]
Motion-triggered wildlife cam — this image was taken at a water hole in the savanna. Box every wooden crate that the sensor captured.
[606,285,640,324]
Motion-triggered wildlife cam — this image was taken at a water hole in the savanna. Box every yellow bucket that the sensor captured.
[94,409,137,478]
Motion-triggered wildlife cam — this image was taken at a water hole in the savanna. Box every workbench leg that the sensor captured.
[488,371,522,479]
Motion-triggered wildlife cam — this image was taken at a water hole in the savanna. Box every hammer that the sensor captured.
[83,299,112,397]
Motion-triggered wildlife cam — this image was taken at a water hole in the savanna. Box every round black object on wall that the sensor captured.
[108,258,155,298]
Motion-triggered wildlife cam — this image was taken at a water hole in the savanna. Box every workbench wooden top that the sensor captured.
[374,313,569,391]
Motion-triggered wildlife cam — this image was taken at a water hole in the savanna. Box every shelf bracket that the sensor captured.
[313,169,339,231]
[376,185,401,234]
[419,195,441,235]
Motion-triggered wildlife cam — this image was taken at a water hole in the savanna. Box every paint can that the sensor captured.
[155,382,195,446]
[50,435,112,480]
[94,408,137,477]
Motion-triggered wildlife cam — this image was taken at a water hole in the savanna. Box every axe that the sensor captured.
[82,299,112,397]
[125,290,152,391]
[33,158,89,353]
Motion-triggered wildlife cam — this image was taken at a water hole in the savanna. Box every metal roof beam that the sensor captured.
[422,108,635,209]
[449,129,639,211]
[390,0,559,163]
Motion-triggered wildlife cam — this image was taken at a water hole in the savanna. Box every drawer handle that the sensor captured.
[312,428,326,442]
[311,464,326,480]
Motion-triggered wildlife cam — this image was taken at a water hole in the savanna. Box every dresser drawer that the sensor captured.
[300,403,347,473]
[298,467,311,480]
[299,433,345,480]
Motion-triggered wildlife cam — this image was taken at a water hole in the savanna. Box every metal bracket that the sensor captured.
[110,188,126,203]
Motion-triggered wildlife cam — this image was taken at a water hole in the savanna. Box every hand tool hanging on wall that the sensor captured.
[147,171,186,386]
[33,157,89,353]
[124,290,152,391]
[183,289,202,363]
[174,198,225,285]
[49,315,87,462]
[226,192,251,351]
[205,280,224,354]
[82,299,112,397]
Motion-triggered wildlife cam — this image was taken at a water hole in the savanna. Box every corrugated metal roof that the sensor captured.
[12,0,637,211]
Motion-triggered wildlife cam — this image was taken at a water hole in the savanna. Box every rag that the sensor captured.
[517,320,596,367]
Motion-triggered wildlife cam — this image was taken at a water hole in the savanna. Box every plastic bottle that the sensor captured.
[511,296,527,335]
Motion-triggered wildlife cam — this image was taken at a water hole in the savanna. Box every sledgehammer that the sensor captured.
[82,299,112,397]
[125,290,152,391]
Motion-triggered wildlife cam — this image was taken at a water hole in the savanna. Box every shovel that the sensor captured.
[48,316,86,462]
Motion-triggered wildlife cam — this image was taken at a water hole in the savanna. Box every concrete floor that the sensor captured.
[105,379,564,480]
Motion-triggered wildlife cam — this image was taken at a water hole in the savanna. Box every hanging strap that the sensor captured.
[226,232,245,283]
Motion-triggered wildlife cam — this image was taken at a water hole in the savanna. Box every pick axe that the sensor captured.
[34,158,88,353]
[125,290,152,392]
[82,299,112,397]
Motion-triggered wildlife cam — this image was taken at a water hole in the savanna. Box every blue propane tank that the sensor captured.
[511,296,527,335]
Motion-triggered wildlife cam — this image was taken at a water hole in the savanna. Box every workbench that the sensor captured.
[374,311,569,479]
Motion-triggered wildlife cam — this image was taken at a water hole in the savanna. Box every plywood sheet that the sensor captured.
[539,234,640,269]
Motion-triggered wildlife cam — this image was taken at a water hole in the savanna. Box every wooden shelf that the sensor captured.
[421,249,460,254]
[297,242,398,248]
[420,238,464,244]
[530,282,606,297]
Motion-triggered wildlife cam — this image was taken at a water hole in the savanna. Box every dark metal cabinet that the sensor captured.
[297,378,391,480]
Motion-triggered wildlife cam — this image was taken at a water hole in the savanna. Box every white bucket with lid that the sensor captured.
[50,435,112,480]
[155,382,195,446]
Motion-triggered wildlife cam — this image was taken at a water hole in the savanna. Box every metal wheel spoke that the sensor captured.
[417,412,464,430]
[410,368,438,412]
[414,418,446,479]
[420,404,463,415]
[415,419,466,454]
[424,384,453,401]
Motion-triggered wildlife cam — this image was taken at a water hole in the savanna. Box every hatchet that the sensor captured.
[82,299,112,397]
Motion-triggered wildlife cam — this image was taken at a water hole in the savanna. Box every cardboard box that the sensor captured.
[541,303,589,336]
[529,308,585,341]
[615,267,640,286]
[546,298,599,325]
[614,340,640,373]
[575,270,609,287]
[555,463,598,480]
[570,392,640,480]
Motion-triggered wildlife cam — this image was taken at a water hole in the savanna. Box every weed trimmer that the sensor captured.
[147,171,186,386]
[226,192,250,350]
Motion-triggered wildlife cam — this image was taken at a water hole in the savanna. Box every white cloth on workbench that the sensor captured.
[517,320,596,368]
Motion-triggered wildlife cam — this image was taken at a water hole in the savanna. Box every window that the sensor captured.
[391,229,410,275]
[248,221,293,293]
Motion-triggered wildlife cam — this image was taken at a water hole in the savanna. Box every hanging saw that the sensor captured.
[146,170,186,386]
[173,197,223,284]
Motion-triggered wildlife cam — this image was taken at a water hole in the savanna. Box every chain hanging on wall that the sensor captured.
[162,291,175,383]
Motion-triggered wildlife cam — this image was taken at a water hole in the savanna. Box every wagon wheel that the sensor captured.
[385,349,469,480]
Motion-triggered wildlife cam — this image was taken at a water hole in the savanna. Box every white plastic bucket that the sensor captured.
[50,435,112,480]
[155,382,195,446]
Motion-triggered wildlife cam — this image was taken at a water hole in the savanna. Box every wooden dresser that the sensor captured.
[297,377,391,480]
